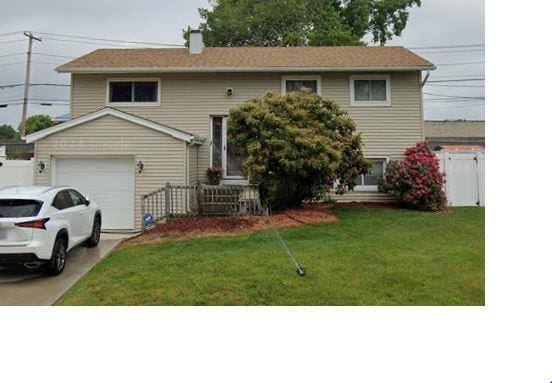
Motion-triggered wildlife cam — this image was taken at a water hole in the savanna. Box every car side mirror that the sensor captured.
[84,197,91,206]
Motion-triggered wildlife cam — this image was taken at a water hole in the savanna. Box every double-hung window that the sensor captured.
[356,158,387,190]
[350,75,391,106]
[107,78,160,106]
[282,76,321,95]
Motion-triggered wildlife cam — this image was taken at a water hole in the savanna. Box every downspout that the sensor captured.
[422,70,431,86]
[420,70,430,142]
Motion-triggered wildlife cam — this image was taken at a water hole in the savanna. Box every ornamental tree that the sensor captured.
[380,141,447,211]
[184,0,421,47]
[228,89,369,209]
[18,115,53,135]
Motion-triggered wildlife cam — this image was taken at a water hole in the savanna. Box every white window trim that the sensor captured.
[355,157,389,191]
[281,75,322,95]
[106,77,161,107]
[349,75,391,107]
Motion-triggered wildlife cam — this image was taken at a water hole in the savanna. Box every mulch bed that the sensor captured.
[124,203,339,246]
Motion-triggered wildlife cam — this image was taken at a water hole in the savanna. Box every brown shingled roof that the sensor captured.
[57,46,435,73]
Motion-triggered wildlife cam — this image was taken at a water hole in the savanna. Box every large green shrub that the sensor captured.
[228,89,369,209]
[380,142,447,211]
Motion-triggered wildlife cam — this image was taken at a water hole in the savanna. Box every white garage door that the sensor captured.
[54,157,135,230]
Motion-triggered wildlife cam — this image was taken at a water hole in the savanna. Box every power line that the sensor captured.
[409,43,484,50]
[0,97,70,102]
[424,92,484,100]
[32,61,65,65]
[0,101,69,106]
[0,83,70,89]
[0,61,64,67]
[414,48,485,54]
[426,84,485,88]
[425,103,484,110]
[427,78,485,83]
[0,52,26,58]
[33,31,484,51]
[0,39,26,45]
[0,31,23,38]
[424,98,485,104]
[34,52,76,59]
[436,61,485,67]
[0,62,25,67]
[41,37,135,48]
[34,31,182,47]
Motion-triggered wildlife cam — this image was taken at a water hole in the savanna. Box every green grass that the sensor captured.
[59,207,484,306]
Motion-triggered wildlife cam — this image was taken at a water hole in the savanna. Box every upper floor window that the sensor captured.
[282,76,321,95]
[350,75,391,106]
[107,78,160,106]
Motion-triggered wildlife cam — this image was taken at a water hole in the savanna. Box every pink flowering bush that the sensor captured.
[380,142,447,211]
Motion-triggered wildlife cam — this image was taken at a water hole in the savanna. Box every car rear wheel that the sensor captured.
[86,215,101,248]
[43,236,67,276]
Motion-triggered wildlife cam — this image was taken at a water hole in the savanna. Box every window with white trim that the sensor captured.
[356,159,386,189]
[107,79,160,105]
[282,76,321,95]
[350,76,391,106]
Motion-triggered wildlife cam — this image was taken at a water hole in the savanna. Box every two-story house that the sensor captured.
[26,31,435,231]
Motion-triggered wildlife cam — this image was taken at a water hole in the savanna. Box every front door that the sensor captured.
[211,116,244,179]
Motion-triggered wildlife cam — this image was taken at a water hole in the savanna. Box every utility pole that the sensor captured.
[20,31,41,139]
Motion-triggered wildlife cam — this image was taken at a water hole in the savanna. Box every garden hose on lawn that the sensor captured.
[265,203,306,277]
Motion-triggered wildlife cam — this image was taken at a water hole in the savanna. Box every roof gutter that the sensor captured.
[56,65,436,74]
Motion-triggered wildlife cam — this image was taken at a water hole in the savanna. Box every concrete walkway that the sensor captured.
[0,233,128,306]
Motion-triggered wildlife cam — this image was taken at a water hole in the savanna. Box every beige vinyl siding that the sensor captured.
[34,114,187,230]
[70,71,423,180]
[324,72,423,159]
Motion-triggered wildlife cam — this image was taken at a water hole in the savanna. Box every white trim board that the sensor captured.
[25,107,195,143]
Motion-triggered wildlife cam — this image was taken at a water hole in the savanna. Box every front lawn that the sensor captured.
[59,207,484,305]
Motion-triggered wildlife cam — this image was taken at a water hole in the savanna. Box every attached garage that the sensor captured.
[53,157,135,230]
[26,108,196,231]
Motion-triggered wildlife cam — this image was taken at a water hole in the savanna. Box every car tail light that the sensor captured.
[16,218,50,230]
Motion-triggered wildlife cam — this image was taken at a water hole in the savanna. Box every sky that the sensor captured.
[0,0,484,129]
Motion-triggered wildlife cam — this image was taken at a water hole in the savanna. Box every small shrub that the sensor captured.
[206,167,222,185]
[380,142,447,211]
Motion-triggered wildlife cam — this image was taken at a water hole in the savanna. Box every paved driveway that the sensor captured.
[0,233,128,306]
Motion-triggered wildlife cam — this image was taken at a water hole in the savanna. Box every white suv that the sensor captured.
[0,186,101,276]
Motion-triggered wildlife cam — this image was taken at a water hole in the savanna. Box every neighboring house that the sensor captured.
[0,139,34,160]
[424,120,485,150]
[25,31,435,231]
[52,113,70,125]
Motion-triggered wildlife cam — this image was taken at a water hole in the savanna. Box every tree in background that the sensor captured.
[19,115,53,135]
[379,142,446,211]
[184,0,421,47]
[228,89,369,209]
[0,124,19,140]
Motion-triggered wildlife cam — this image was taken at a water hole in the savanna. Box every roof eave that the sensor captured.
[56,65,436,74]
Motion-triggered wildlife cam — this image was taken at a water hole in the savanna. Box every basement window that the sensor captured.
[356,159,387,190]
[107,79,160,105]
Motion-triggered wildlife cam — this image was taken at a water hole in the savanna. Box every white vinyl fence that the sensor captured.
[0,146,35,188]
[435,151,485,207]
